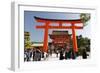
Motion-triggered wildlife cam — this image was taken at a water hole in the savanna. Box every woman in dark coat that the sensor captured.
[65,50,71,59]
[71,50,76,59]
[82,49,87,59]
[59,50,64,60]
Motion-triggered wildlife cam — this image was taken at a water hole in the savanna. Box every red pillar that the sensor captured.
[43,21,50,52]
[72,23,78,52]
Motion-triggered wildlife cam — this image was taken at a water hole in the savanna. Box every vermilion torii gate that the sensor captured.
[34,16,83,53]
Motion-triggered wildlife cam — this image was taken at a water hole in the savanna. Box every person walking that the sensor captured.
[82,49,87,59]
[59,49,64,60]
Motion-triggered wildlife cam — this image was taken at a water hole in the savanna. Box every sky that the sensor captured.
[24,11,91,42]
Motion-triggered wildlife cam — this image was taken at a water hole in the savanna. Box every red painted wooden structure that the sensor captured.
[49,31,71,47]
[34,16,83,52]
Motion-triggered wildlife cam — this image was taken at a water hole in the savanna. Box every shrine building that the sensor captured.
[49,31,71,48]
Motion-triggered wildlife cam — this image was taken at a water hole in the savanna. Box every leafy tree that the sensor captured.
[77,35,90,55]
[24,32,32,49]
[80,13,90,26]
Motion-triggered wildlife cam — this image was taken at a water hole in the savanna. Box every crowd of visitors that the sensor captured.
[24,46,89,62]
[24,48,48,62]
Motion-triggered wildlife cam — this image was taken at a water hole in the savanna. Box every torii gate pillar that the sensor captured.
[43,21,50,52]
[72,24,78,52]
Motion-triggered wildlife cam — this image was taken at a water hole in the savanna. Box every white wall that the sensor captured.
[0,0,100,73]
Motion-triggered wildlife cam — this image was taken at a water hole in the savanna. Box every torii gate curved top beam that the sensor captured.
[34,16,83,53]
[34,16,82,23]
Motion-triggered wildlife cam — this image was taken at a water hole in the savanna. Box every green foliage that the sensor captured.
[77,35,90,55]
[24,32,32,49]
[80,13,91,26]
[77,35,90,47]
